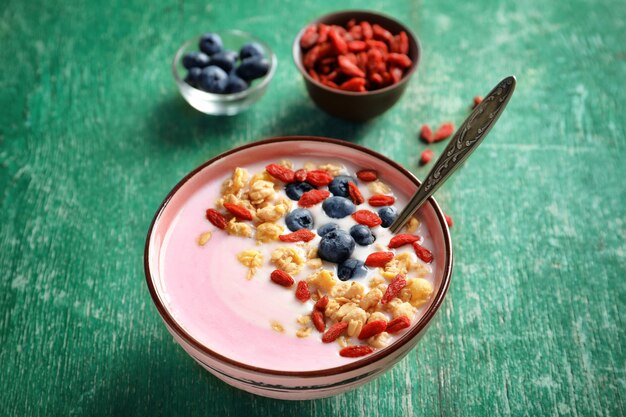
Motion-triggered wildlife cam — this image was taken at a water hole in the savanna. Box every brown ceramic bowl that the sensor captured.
[292,10,421,122]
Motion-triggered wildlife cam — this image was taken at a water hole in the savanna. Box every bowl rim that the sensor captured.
[292,10,421,96]
[172,30,277,101]
[144,136,453,378]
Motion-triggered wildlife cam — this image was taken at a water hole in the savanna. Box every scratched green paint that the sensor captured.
[0,0,624,415]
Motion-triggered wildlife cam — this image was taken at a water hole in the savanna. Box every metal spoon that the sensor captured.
[389,75,517,233]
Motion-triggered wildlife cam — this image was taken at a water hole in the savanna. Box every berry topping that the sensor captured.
[328,175,356,197]
[317,229,355,264]
[317,223,340,237]
[322,196,356,218]
[337,258,367,281]
[285,208,314,232]
[349,224,376,246]
[285,182,315,201]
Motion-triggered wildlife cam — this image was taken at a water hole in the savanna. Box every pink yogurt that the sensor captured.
[156,156,436,372]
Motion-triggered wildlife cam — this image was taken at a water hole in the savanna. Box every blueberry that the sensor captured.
[337,259,367,281]
[285,182,315,200]
[378,206,398,228]
[225,74,248,93]
[235,57,270,81]
[322,196,356,219]
[239,42,264,60]
[349,224,376,246]
[317,223,339,237]
[328,175,356,197]
[317,229,355,264]
[199,33,223,56]
[285,208,314,232]
[199,66,228,93]
[184,67,203,87]
[182,51,210,69]
[210,50,238,73]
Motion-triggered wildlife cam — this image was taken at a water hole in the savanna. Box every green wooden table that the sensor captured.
[1,0,624,415]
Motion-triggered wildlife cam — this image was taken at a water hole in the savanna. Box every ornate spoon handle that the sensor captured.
[389,76,517,233]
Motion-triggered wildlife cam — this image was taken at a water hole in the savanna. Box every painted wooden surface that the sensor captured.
[1,0,624,415]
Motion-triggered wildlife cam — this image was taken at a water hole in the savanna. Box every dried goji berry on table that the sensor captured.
[322,322,348,343]
[279,229,316,243]
[388,234,421,248]
[270,270,294,287]
[306,169,333,186]
[386,316,411,334]
[381,274,407,304]
[445,214,454,228]
[434,123,455,142]
[295,280,311,302]
[312,310,325,332]
[356,169,378,182]
[348,181,364,205]
[420,124,434,143]
[352,210,383,227]
[412,242,433,263]
[358,320,387,339]
[368,194,395,207]
[223,203,253,221]
[299,189,331,207]
[420,149,433,165]
[364,251,394,267]
[339,345,375,357]
[265,163,295,183]
[205,208,227,229]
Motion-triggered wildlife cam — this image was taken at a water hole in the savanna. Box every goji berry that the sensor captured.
[412,242,433,263]
[358,320,387,339]
[338,55,365,78]
[473,96,483,108]
[445,214,454,228]
[339,345,375,357]
[350,25,363,40]
[360,21,373,40]
[434,123,454,142]
[389,66,403,84]
[322,322,348,343]
[339,77,367,92]
[370,72,384,84]
[322,79,338,89]
[364,251,394,267]
[314,295,329,311]
[318,24,330,43]
[308,69,319,82]
[356,169,378,182]
[420,149,433,165]
[223,203,253,221]
[388,234,421,248]
[365,39,388,54]
[420,124,434,143]
[367,48,385,74]
[387,53,412,68]
[348,40,367,52]
[328,28,348,54]
[398,31,409,54]
[205,208,227,229]
[386,316,411,334]
[346,18,357,29]
[372,24,394,43]
[265,163,295,183]
[299,189,331,207]
[352,210,382,227]
[294,169,307,182]
[270,270,294,287]
[312,310,325,332]
[348,181,364,205]
[295,280,311,302]
[300,25,319,49]
[368,194,395,207]
[381,274,407,304]
[306,169,333,186]
[279,228,316,243]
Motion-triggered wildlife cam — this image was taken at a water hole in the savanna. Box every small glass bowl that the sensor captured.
[172,31,277,116]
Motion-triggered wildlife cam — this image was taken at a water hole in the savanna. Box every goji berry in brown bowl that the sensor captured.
[292,10,421,121]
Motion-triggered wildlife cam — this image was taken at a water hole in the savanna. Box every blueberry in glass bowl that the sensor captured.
[173,30,277,115]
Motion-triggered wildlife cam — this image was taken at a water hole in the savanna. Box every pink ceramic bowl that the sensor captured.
[144,137,453,400]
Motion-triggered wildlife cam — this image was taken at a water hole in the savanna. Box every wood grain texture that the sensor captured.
[1,0,624,415]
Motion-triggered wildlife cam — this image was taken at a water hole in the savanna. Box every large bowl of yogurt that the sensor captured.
[144,136,452,400]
